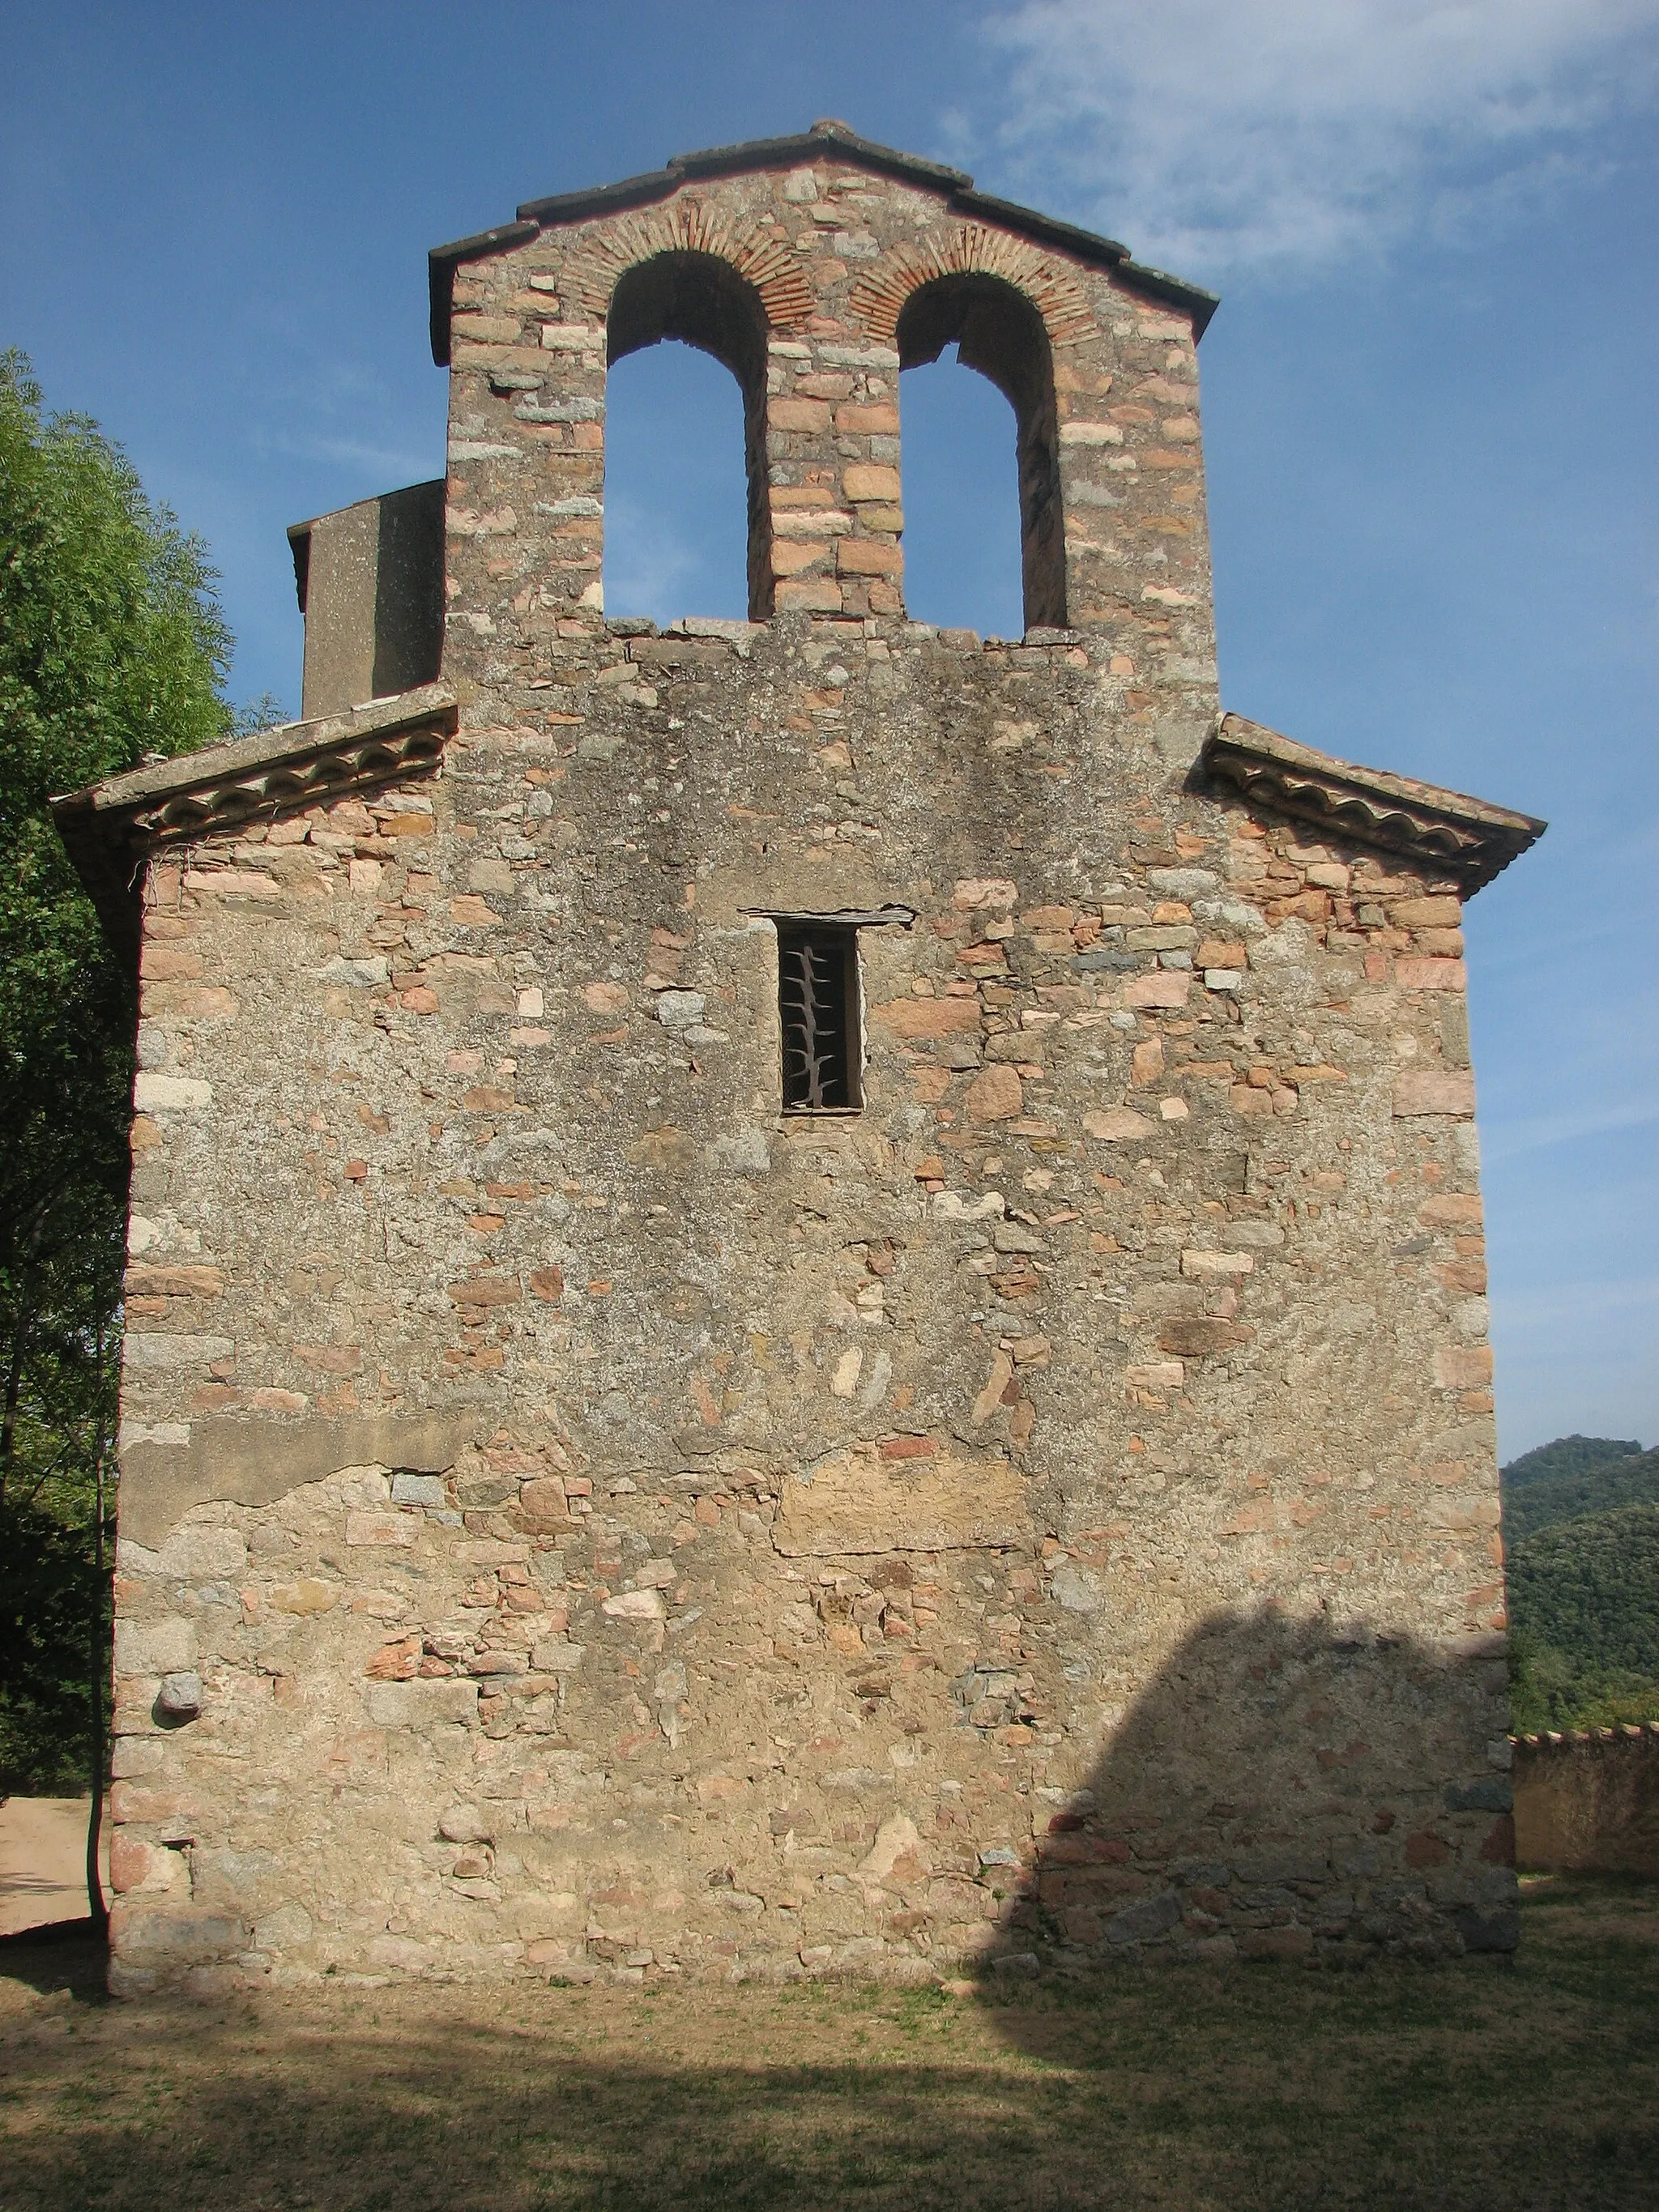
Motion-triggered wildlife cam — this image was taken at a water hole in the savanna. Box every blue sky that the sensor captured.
[3,2,1654,1458]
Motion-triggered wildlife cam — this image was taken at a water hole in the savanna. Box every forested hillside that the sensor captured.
[1501,1434,1659,1734]
[1502,1434,1643,1490]
[1503,1440,1659,1547]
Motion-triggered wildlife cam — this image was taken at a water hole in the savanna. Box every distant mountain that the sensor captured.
[1501,1439,1659,1549]
[1502,1434,1643,1491]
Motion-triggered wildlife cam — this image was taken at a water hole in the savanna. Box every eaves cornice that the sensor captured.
[51,684,458,967]
[1201,713,1546,897]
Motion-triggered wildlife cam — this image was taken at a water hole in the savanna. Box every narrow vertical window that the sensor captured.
[776,923,861,1113]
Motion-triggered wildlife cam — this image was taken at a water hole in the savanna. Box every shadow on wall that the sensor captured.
[962,1605,1517,2020]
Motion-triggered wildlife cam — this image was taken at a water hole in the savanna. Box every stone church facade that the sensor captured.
[55,124,1544,1994]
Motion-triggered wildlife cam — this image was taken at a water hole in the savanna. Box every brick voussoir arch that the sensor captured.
[564,198,815,334]
[851,224,1097,351]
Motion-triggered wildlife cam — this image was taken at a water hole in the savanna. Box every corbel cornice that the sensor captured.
[1201,713,1545,896]
[51,684,458,967]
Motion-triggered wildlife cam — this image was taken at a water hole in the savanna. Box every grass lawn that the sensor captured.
[1,1876,1653,2210]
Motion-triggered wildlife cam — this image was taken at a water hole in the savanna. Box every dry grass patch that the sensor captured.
[1,1877,1654,2210]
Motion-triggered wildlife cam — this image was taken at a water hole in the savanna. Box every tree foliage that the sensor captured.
[1501,1436,1659,1736]
[1508,1503,1659,1681]
[0,351,233,1786]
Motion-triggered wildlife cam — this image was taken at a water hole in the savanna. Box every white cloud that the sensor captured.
[980,1,1659,278]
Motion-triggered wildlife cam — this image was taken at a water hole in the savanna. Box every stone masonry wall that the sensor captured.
[440,150,1210,639]
[1513,1726,1659,1877]
[106,149,1516,1993]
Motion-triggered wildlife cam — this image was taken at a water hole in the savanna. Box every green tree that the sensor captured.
[0,352,233,1845]
[1505,1488,1659,1733]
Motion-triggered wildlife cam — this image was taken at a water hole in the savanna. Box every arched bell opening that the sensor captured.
[606,250,774,623]
[897,273,1065,634]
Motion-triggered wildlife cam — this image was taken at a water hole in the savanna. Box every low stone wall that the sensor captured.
[1512,1724,1659,1877]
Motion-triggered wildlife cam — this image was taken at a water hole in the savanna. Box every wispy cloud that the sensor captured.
[1482,1098,1659,1167]
[1495,1272,1659,1332]
[260,430,439,483]
[978,1,1659,279]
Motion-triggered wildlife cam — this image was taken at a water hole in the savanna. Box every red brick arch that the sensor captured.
[850,224,1096,351]
[563,198,815,334]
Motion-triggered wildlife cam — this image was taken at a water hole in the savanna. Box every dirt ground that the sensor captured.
[0,1876,1653,2211]
[0,1800,106,1938]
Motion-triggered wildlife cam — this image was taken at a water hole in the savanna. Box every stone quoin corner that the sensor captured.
[53,121,1545,1994]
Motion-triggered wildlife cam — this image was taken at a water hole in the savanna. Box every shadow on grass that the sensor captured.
[0,1916,106,2000]
[1,1884,1656,2212]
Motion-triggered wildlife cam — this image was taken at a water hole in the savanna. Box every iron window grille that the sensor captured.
[775,922,862,1113]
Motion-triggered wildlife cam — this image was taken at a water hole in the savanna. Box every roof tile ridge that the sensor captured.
[1212,712,1544,832]
[1202,710,1546,895]
[54,682,458,818]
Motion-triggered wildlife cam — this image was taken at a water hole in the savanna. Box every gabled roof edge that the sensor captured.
[429,219,539,361]
[1111,257,1220,339]
[51,684,459,967]
[1201,713,1546,896]
[427,124,1217,364]
[667,123,974,194]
